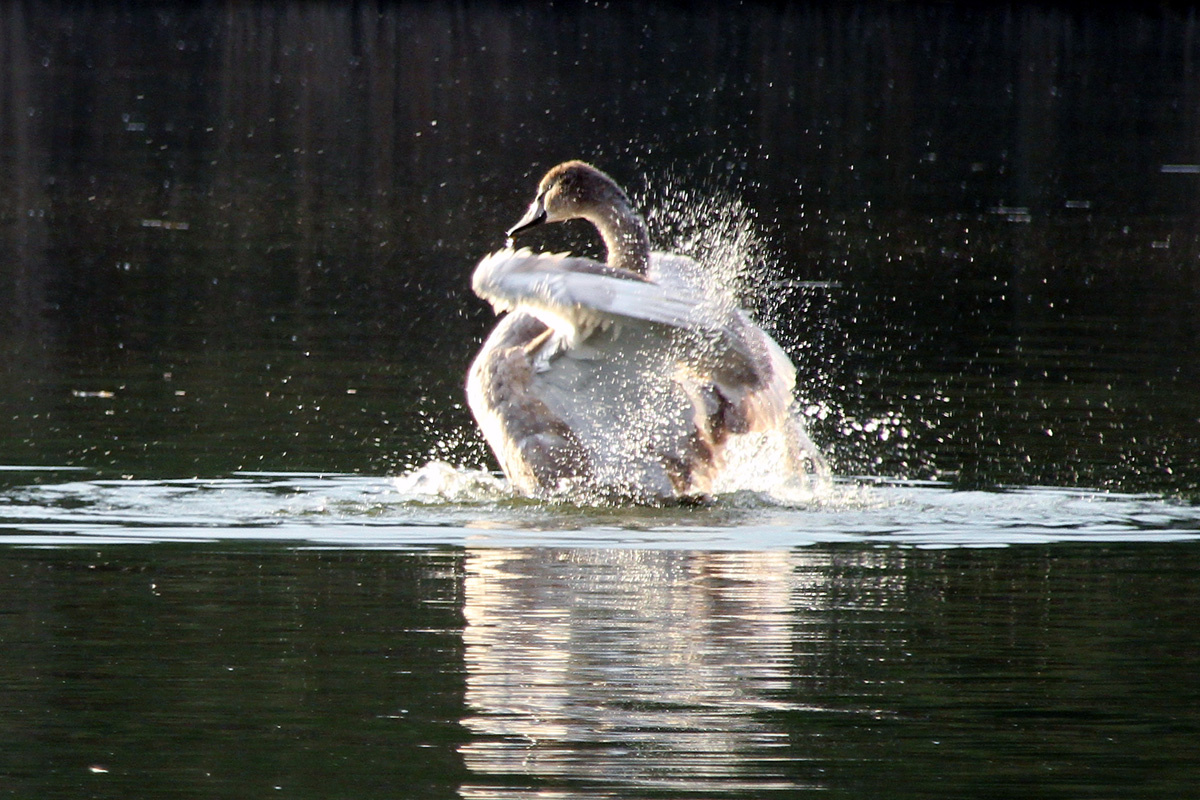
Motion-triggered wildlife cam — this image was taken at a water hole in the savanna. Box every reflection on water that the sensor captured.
[4,542,1197,798]
[459,549,827,796]
[456,544,1200,799]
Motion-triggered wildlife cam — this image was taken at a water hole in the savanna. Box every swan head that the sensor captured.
[507,161,627,236]
[506,160,651,274]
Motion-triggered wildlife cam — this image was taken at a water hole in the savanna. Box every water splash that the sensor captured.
[635,175,772,311]
[712,431,830,504]
[635,174,835,502]
[3,471,1198,549]
[391,460,510,503]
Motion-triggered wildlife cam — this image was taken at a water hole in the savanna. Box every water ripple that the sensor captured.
[1,464,1198,549]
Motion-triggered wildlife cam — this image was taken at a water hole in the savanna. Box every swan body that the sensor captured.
[466,161,825,502]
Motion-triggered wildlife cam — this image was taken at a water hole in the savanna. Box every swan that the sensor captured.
[466,160,825,502]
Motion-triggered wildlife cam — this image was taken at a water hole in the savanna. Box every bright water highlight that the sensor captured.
[2,467,1198,549]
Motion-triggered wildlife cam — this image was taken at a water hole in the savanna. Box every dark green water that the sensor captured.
[3,3,1200,797]
[3,544,1198,798]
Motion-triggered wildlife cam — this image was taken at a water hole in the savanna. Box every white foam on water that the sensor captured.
[391,460,511,503]
[1,469,1198,549]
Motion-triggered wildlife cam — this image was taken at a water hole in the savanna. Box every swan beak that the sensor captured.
[507,196,547,239]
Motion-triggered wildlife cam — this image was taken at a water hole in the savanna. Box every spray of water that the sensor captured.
[641,179,939,488]
[636,172,834,503]
[634,176,773,312]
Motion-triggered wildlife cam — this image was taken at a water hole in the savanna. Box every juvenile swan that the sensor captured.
[467,160,824,502]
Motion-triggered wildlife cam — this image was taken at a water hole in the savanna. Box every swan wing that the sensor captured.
[473,249,793,395]
[472,248,719,339]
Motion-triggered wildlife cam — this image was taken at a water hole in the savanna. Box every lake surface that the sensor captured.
[2,3,1200,798]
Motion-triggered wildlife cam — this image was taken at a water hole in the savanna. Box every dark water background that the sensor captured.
[2,3,1200,798]
[3,1,1199,492]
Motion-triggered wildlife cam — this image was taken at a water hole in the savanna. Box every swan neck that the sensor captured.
[591,202,650,274]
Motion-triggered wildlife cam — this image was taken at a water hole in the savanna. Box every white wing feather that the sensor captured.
[473,248,723,344]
